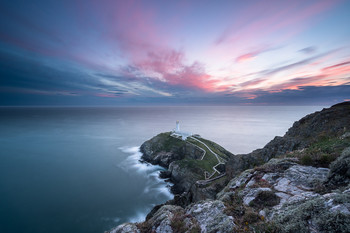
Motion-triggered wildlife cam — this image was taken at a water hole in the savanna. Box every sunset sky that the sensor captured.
[0,0,349,105]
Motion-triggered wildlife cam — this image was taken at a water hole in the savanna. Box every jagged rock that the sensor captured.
[148,205,184,233]
[111,102,350,232]
[140,132,187,167]
[242,187,273,206]
[186,200,235,233]
[190,176,228,202]
[273,165,329,194]
[108,223,140,233]
[326,146,350,188]
[226,103,350,178]
[271,192,350,233]
[217,169,254,194]
[168,161,202,194]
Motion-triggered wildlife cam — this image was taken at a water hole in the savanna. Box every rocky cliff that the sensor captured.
[140,132,233,200]
[226,102,350,177]
[109,102,350,233]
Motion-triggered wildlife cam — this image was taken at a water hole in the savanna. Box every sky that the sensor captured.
[0,0,349,106]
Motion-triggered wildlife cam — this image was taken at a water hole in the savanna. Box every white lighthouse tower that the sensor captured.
[172,120,192,140]
[175,120,180,132]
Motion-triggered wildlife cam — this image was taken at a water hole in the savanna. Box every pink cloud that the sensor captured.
[88,1,227,93]
[236,53,257,63]
[214,0,341,61]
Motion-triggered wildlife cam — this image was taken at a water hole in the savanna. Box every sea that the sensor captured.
[0,106,324,233]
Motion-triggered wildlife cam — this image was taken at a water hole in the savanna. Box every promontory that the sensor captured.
[109,102,350,233]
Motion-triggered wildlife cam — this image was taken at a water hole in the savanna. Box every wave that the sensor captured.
[118,146,174,223]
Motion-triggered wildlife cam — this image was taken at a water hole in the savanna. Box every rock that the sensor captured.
[148,205,184,233]
[217,169,254,195]
[168,161,202,194]
[274,165,329,194]
[140,132,187,167]
[108,223,140,233]
[186,200,235,233]
[226,103,350,178]
[272,192,350,233]
[326,146,350,188]
[341,132,350,139]
[242,187,273,206]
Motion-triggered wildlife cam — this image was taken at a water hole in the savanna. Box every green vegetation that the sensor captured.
[273,194,350,233]
[153,132,186,153]
[223,190,278,232]
[170,211,187,233]
[326,147,350,188]
[170,211,201,233]
[186,137,220,173]
[193,137,231,160]
[136,221,152,233]
[176,158,219,180]
[249,191,280,209]
[285,135,350,167]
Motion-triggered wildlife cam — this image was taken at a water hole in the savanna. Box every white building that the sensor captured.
[171,120,192,140]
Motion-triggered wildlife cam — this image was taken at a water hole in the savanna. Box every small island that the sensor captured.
[110,102,350,233]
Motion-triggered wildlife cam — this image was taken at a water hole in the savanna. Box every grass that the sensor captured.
[285,135,350,167]
[176,159,215,180]
[153,133,229,179]
[193,137,231,160]
[187,138,219,171]
[249,191,280,209]
[153,132,186,153]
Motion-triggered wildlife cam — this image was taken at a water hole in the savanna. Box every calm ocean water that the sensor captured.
[0,106,324,233]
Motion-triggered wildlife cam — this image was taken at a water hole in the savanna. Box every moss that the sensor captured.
[193,137,232,160]
[170,211,201,233]
[170,212,187,233]
[153,132,186,153]
[300,154,313,165]
[273,194,350,233]
[249,191,280,209]
[326,148,350,187]
[136,221,152,233]
[292,136,350,167]
[242,210,260,224]
[251,222,279,233]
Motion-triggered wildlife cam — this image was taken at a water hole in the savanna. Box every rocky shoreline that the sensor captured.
[109,102,350,233]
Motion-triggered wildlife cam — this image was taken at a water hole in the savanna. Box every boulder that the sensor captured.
[108,223,140,233]
[326,146,350,188]
[186,200,235,233]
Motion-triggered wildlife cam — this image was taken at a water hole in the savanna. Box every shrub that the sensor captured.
[136,221,152,233]
[273,195,350,233]
[300,154,312,165]
[249,191,280,209]
[170,211,187,233]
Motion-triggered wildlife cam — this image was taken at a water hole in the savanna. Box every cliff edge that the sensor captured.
[109,102,350,233]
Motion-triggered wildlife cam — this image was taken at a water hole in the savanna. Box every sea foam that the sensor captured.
[118,146,174,223]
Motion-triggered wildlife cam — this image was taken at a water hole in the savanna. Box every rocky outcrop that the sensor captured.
[272,190,350,233]
[140,132,233,202]
[326,146,350,188]
[186,200,235,232]
[140,132,187,167]
[133,200,234,233]
[110,102,350,233]
[218,158,329,205]
[226,102,350,178]
[108,223,140,233]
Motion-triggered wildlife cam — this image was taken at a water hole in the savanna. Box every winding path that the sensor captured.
[170,133,226,180]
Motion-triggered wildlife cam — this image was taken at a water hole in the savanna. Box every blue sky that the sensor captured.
[0,0,349,105]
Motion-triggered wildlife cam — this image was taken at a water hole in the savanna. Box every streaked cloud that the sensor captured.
[0,0,349,105]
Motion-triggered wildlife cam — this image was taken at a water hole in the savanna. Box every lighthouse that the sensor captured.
[175,120,180,132]
[172,120,192,140]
